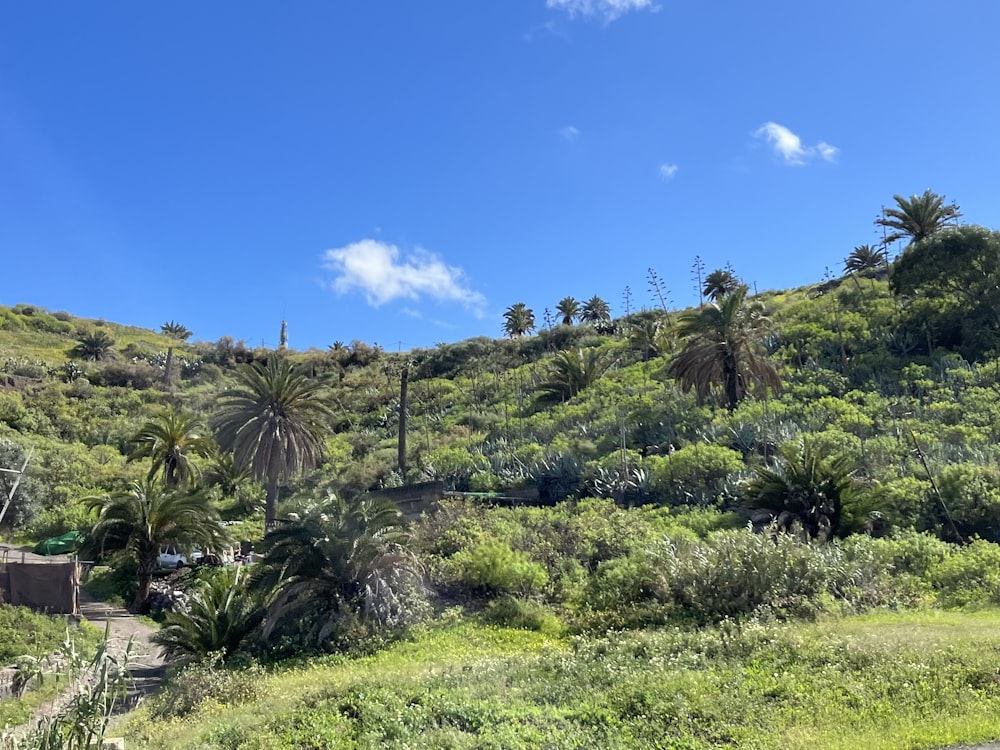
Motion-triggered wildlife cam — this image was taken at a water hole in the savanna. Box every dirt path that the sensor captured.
[76,591,167,706]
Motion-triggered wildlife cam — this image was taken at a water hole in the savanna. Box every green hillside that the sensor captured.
[7,196,1000,749]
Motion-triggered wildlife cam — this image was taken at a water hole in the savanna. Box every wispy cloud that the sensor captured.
[322,239,486,312]
[558,125,580,141]
[523,20,569,41]
[659,163,678,180]
[402,307,459,328]
[547,0,656,22]
[753,122,838,165]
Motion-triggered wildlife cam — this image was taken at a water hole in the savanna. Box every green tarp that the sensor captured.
[32,531,84,555]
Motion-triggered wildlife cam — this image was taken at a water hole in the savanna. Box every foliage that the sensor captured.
[647,443,744,506]
[534,348,609,406]
[501,303,535,339]
[554,297,579,326]
[73,330,115,362]
[668,285,780,411]
[87,480,229,612]
[452,540,549,597]
[213,357,333,526]
[152,567,266,664]
[115,613,1000,750]
[145,653,265,719]
[890,225,1000,357]
[126,409,213,487]
[2,634,132,750]
[0,440,42,529]
[160,320,193,341]
[580,295,611,324]
[742,438,869,540]
[876,189,962,247]
[702,268,740,301]
[250,494,427,652]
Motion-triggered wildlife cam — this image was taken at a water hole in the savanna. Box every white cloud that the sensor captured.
[322,239,486,311]
[558,125,580,141]
[547,0,655,22]
[753,122,838,166]
[659,163,678,180]
[816,141,839,162]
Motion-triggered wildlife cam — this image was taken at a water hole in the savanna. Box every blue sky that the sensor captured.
[2,1,999,352]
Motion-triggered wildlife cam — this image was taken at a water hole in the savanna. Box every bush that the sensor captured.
[453,540,548,597]
[647,444,745,505]
[929,538,1000,607]
[149,654,265,718]
[659,530,849,623]
[482,596,565,635]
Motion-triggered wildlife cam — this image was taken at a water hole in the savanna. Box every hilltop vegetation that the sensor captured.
[7,190,1000,747]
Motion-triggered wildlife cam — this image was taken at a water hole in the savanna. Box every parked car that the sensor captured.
[157,546,203,569]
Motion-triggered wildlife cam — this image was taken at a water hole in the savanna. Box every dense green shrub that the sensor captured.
[452,540,548,597]
[647,443,745,505]
[482,596,564,634]
[148,654,265,718]
[929,538,1000,607]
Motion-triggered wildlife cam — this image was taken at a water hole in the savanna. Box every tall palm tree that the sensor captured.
[126,409,213,488]
[250,495,424,647]
[668,285,780,412]
[88,480,228,612]
[502,303,535,338]
[876,189,962,247]
[702,269,740,302]
[843,244,888,274]
[555,297,580,326]
[212,358,333,527]
[580,296,611,324]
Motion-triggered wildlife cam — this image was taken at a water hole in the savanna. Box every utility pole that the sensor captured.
[0,446,34,528]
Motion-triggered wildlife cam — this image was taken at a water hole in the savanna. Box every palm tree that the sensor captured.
[702,269,740,302]
[876,189,961,247]
[668,285,780,412]
[88,480,228,612]
[555,297,580,326]
[843,244,888,274]
[212,358,333,527]
[152,567,265,664]
[580,296,611,324]
[160,320,193,341]
[535,348,609,406]
[75,330,115,361]
[250,495,425,647]
[126,409,213,488]
[742,439,869,540]
[502,303,535,338]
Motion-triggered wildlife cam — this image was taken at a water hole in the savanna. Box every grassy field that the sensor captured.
[115,609,1000,749]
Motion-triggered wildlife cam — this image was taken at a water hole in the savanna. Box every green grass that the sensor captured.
[0,607,104,728]
[116,609,1000,749]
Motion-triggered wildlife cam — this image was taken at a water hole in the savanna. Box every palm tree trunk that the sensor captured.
[133,557,156,613]
[724,357,740,413]
[265,474,279,529]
